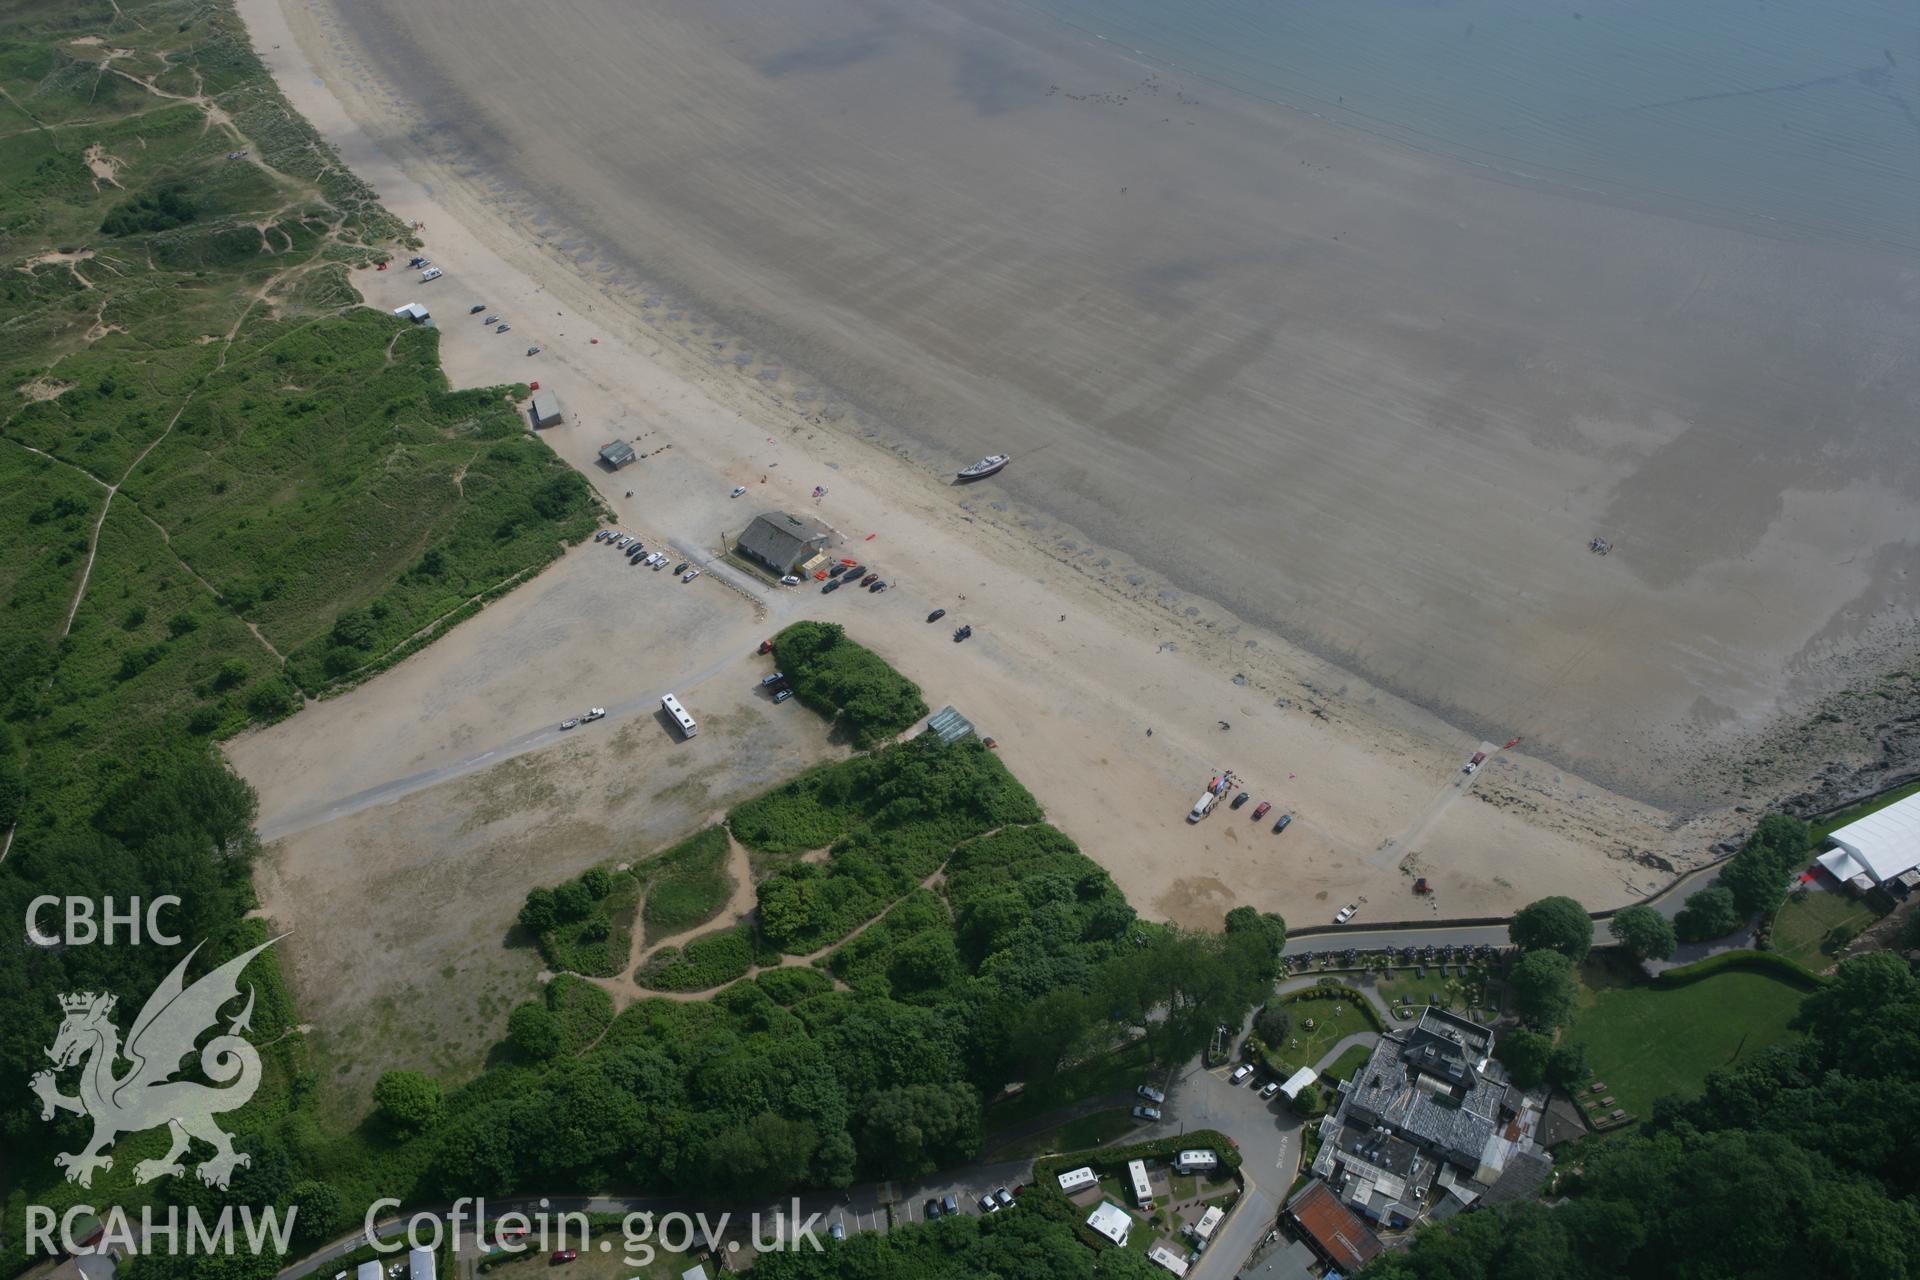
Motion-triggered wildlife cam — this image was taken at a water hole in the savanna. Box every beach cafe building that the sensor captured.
[1817,791,1920,895]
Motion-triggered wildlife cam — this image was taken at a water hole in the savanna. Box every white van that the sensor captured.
[420,266,443,283]
[1187,792,1217,823]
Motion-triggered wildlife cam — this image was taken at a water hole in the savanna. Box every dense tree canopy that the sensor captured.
[1609,905,1678,961]
[1510,949,1578,1031]
[1676,885,1741,943]
[1510,895,1595,962]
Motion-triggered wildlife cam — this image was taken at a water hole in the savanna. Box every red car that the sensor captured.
[758,638,774,655]
[1251,801,1271,820]
[551,1250,578,1264]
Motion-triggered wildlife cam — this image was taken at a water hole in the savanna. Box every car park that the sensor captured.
[1251,801,1271,820]
[1230,1064,1254,1085]
[1132,1104,1161,1121]
[927,608,946,623]
[558,717,581,730]
[1273,813,1293,833]
[1137,1084,1165,1104]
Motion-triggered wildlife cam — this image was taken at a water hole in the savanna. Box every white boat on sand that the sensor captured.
[957,453,1010,480]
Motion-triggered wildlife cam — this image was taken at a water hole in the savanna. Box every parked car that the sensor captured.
[558,717,581,731]
[860,573,878,586]
[420,267,442,282]
[761,671,785,686]
[924,1200,942,1221]
[829,1221,845,1241]
[1273,813,1293,834]
[781,575,802,585]
[869,580,888,593]
[1132,1104,1161,1121]
[1230,1064,1254,1085]
[994,1187,1014,1209]
[671,562,688,575]
[495,323,510,333]
[758,638,775,654]
[823,579,841,593]
[550,1250,577,1263]
[1137,1084,1166,1104]
[828,563,850,577]
[582,708,605,722]
[844,564,865,579]
[1231,791,1250,809]
[979,1193,998,1213]
[469,303,487,314]
[483,314,499,325]
[526,345,541,356]
[1334,903,1357,924]
[730,485,747,498]
[941,1194,959,1216]
[927,608,947,623]
[1260,1080,1281,1100]
[773,687,793,703]
[953,625,972,642]
[594,530,609,542]
[682,568,701,583]
[1251,801,1271,820]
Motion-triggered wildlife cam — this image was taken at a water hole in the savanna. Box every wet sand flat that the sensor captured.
[312,0,1919,802]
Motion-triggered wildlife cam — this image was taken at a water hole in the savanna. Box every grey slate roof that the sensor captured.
[737,511,829,571]
[1336,1007,1507,1172]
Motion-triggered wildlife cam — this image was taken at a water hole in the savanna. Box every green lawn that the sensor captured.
[1265,993,1374,1076]
[1372,967,1491,1019]
[639,825,736,941]
[1563,967,1809,1120]
[1769,889,1880,972]
[1811,780,1920,844]
[1321,1042,1373,1086]
[997,1107,1142,1159]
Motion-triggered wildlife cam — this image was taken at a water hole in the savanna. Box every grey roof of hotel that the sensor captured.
[737,511,830,569]
[1338,1007,1506,1170]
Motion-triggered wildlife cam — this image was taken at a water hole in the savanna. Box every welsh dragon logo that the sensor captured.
[31,938,279,1190]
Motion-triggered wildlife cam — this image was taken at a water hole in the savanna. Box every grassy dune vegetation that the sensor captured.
[0,2,592,1269]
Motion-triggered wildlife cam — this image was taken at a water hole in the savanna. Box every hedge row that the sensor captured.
[1652,949,1827,990]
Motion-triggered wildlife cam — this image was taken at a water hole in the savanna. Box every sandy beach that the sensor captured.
[256,0,1920,810]
[215,0,1860,1096]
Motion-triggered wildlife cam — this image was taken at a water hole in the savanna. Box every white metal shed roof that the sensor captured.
[1827,792,1920,885]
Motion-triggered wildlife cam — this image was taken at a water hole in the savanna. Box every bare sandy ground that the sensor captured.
[272,0,1920,808]
[222,0,1806,1099]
